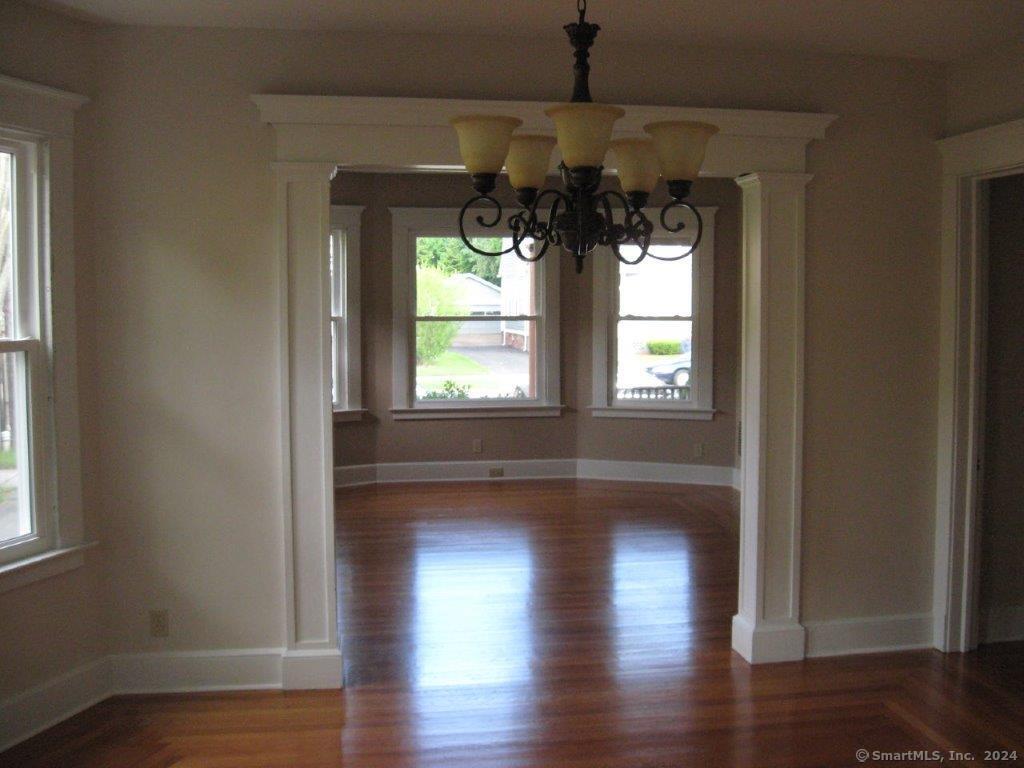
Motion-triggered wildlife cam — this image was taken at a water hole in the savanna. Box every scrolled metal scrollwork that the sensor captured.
[649,199,703,260]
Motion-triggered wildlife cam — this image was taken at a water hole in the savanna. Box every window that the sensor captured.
[329,206,364,420]
[591,206,716,419]
[0,134,50,564]
[390,208,561,419]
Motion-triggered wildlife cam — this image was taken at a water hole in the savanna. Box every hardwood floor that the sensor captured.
[3,480,1023,767]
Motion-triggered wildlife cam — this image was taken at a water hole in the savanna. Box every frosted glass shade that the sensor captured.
[643,121,718,181]
[544,103,625,168]
[450,115,523,175]
[609,138,660,194]
[506,135,557,190]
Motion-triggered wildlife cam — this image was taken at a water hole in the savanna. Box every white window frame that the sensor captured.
[390,207,562,420]
[329,205,364,422]
[590,206,716,420]
[0,75,90,590]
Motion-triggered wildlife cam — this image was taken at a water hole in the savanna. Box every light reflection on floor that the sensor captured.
[412,522,534,688]
[612,524,695,674]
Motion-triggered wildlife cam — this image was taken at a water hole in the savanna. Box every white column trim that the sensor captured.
[732,171,811,663]
[274,161,342,688]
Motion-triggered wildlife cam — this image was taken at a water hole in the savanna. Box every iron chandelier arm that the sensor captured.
[456,195,520,257]
[650,199,704,260]
[594,189,652,265]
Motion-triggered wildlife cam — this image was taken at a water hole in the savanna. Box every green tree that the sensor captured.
[416,237,502,284]
[415,267,461,364]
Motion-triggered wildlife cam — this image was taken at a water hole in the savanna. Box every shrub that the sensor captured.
[646,340,682,355]
[422,380,471,400]
[416,267,461,364]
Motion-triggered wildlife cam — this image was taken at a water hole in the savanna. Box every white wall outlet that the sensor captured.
[472,438,482,454]
[149,609,170,638]
[488,467,504,478]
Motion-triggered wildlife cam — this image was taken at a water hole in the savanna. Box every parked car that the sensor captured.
[645,356,691,387]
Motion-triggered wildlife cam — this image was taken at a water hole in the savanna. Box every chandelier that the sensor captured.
[450,0,718,273]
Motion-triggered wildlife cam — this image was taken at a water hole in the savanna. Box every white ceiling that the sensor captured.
[35,0,1024,63]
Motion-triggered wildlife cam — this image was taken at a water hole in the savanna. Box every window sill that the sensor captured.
[391,404,566,421]
[0,541,98,594]
[589,406,716,421]
[333,408,368,423]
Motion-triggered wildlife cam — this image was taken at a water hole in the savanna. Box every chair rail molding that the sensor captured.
[254,94,835,675]
[933,118,1024,653]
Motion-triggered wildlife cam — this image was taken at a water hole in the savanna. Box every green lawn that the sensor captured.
[0,449,14,470]
[417,350,487,377]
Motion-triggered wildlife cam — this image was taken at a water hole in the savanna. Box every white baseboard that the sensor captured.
[0,657,110,753]
[577,459,735,486]
[0,645,344,753]
[731,615,807,663]
[109,647,285,694]
[282,648,344,689]
[804,613,933,657]
[336,458,739,488]
[980,604,1024,644]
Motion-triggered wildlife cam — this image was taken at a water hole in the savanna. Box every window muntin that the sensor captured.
[0,138,47,563]
[329,229,346,407]
[414,237,539,402]
[615,245,695,404]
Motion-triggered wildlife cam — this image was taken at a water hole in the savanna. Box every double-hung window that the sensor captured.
[591,206,716,419]
[390,208,561,419]
[329,206,364,420]
[0,133,50,564]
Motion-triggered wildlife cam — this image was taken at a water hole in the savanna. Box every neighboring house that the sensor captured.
[449,272,501,343]
[499,252,533,351]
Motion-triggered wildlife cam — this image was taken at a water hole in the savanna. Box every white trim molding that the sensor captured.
[804,614,933,658]
[0,657,110,754]
[934,118,1024,653]
[0,645,343,753]
[252,95,835,177]
[731,172,812,664]
[335,458,738,489]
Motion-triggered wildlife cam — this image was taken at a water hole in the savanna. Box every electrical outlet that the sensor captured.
[488,467,505,478]
[472,438,482,454]
[149,610,169,638]
[693,442,706,459]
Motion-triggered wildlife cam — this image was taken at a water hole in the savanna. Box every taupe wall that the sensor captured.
[330,173,740,469]
[1,0,950,693]
[979,173,1024,641]
[946,39,1024,134]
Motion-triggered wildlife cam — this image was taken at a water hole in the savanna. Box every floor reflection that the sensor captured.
[612,524,695,674]
[412,521,534,688]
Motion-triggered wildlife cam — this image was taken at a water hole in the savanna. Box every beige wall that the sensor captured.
[331,173,739,468]
[946,39,1024,135]
[0,1,948,685]
[979,173,1024,640]
[0,2,104,699]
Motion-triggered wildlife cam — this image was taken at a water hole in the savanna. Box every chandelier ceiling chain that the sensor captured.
[450,0,718,273]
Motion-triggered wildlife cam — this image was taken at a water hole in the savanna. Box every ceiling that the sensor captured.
[35,0,1024,63]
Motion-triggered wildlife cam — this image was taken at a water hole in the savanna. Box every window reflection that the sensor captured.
[612,525,694,674]
[412,522,533,688]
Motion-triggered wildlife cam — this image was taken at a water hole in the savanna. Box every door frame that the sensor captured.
[933,118,1024,652]
[254,95,835,684]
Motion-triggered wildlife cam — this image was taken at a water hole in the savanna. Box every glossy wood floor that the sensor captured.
[4,480,1023,767]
